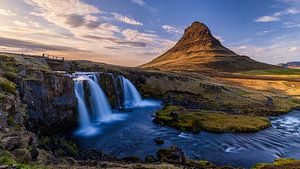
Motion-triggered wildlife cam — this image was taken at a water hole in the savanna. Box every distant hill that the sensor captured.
[140,21,278,72]
[278,61,300,69]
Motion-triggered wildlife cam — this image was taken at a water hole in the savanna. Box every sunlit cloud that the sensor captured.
[255,16,279,22]
[112,12,143,26]
[0,8,16,16]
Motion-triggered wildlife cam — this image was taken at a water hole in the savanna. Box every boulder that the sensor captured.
[154,137,164,145]
[156,145,185,163]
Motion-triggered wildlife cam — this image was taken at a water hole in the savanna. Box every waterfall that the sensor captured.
[73,77,97,136]
[71,72,159,136]
[120,76,143,107]
[72,72,125,136]
[87,75,115,122]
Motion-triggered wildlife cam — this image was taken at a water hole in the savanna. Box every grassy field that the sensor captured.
[155,106,271,133]
[252,158,300,169]
[240,68,300,76]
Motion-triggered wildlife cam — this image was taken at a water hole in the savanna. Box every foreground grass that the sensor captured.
[155,106,271,133]
[252,158,300,169]
[241,68,300,76]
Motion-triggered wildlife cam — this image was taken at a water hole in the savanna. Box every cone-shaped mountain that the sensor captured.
[141,21,277,72]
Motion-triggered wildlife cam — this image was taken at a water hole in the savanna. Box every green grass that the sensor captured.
[155,106,271,133]
[252,158,300,169]
[241,68,300,75]
[0,76,16,94]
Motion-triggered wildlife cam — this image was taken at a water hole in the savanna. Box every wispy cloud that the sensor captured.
[257,29,275,35]
[0,9,16,16]
[0,36,86,52]
[112,12,143,26]
[131,0,146,6]
[254,8,299,22]
[83,35,147,47]
[282,21,300,28]
[162,25,183,35]
[213,35,225,42]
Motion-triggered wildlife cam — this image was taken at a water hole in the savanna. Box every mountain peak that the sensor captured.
[140,21,276,72]
[185,21,210,34]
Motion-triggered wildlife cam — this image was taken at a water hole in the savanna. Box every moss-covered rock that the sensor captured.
[155,106,271,133]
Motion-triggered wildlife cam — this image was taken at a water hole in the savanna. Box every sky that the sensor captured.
[0,0,299,66]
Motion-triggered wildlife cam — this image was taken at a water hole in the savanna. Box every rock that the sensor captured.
[0,111,8,129]
[18,71,77,135]
[2,136,24,151]
[121,156,142,163]
[144,155,156,163]
[12,149,31,163]
[154,137,164,145]
[156,145,185,163]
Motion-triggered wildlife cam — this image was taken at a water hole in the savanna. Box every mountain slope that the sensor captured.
[141,21,278,72]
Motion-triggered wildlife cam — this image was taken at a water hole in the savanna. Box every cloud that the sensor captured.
[83,35,147,47]
[255,16,280,22]
[230,36,300,64]
[254,8,299,22]
[24,0,101,31]
[257,29,275,35]
[13,20,28,27]
[64,14,85,28]
[0,36,85,52]
[131,0,146,6]
[0,9,16,16]
[112,12,143,26]
[289,47,298,52]
[162,25,183,34]
[213,35,224,42]
[282,21,300,28]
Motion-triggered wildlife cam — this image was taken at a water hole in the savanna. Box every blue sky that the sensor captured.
[0,0,299,66]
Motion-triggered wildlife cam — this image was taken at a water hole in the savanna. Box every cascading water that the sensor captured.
[120,76,160,108]
[87,74,117,122]
[120,76,143,107]
[72,72,125,136]
[73,76,98,136]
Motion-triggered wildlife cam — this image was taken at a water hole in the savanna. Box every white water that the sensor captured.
[121,76,143,107]
[73,78,98,136]
[87,75,114,122]
[120,76,159,108]
[72,73,125,136]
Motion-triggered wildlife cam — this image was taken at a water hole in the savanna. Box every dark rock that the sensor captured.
[12,148,31,163]
[121,156,142,163]
[144,155,156,163]
[0,111,8,129]
[18,71,77,135]
[154,137,164,145]
[156,145,185,163]
[2,136,24,151]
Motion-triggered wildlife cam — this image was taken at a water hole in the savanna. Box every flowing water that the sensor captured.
[72,72,300,168]
[76,108,300,168]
